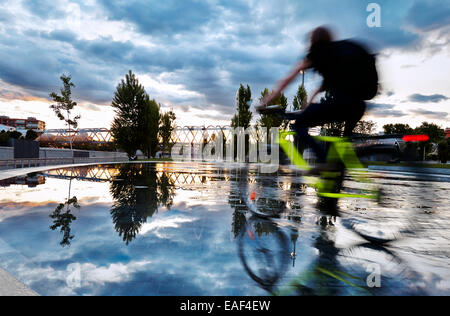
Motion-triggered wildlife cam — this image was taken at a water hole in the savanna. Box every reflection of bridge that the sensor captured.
[42,164,232,187]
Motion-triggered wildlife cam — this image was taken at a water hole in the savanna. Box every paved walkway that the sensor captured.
[0,161,130,181]
[0,268,38,296]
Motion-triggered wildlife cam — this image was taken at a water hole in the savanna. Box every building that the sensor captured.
[0,116,46,131]
[446,128,450,139]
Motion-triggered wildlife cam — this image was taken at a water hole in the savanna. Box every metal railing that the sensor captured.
[0,157,129,171]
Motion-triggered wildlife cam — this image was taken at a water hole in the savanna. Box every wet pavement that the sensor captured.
[0,162,448,296]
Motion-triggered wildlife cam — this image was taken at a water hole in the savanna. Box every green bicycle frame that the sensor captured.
[277,131,378,200]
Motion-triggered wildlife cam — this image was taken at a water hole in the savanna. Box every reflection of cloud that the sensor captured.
[68,260,152,287]
[139,214,197,238]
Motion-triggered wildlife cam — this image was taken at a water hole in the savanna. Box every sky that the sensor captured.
[0,0,449,131]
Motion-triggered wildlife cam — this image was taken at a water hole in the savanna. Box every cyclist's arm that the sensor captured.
[260,59,312,107]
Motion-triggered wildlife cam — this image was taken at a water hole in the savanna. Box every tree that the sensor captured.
[414,122,445,159]
[354,120,377,136]
[320,93,344,136]
[49,196,79,247]
[111,70,160,158]
[141,97,160,158]
[160,110,176,152]
[258,88,288,131]
[231,84,252,129]
[438,139,449,163]
[292,84,308,111]
[383,123,413,135]
[25,129,39,141]
[8,130,23,139]
[49,75,81,153]
[321,122,346,136]
[0,131,9,146]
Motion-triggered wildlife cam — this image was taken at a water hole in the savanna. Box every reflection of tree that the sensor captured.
[50,197,80,247]
[109,164,175,245]
[50,170,79,247]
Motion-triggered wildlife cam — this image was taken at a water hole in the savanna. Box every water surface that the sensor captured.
[0,162,448,296]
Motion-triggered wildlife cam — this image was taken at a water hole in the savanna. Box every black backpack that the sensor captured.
[337,40,379,100]
[360,52,379,100]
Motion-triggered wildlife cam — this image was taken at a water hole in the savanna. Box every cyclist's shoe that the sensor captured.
[255,104,285,115]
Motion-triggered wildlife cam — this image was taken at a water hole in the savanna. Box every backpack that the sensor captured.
[336,40,379,100]
[360,52,379,100]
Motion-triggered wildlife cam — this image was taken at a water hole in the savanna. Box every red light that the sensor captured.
[402,135,429,142]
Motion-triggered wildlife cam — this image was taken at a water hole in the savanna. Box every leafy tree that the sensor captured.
[438,139,449,163]
[414,122,445,143]
[320,93,344,136]
[414,122,445,159]
[25,129,39,141]
[321,122,346,136]
[160,110,177,152]
[383,123,413,135]
[292,84,308,111]
[0,131,8,146]
[8,130,23,139]
[49,75,81,152]
[111,70,160,158]
[258,88,288,130]
[141,98,160,158]
[49,196,80,247]
[231,84,252,129]
[354,120,377,136]
[231,84,253,157]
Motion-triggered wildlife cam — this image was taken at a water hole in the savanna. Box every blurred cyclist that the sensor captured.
[256,26,378,167]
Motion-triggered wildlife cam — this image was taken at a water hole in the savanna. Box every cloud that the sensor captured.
[98,0,216,37]
[80,103,102,112]
[410,109,449,119]
[367,102,406,118]
[408,93,449,103]
[0,0,449,127]
[406,0,450,32]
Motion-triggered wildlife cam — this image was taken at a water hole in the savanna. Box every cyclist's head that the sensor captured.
[310,26,334,46]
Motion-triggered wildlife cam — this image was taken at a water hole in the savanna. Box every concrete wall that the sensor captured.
[39,147,128,159]
[0,146,127,160]
[0,147,13,159]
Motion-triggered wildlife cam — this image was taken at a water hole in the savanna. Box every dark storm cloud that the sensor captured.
[98,0,216,36]
[408,93,449,103]
[410,109,449,119]
[406,0,450,31]
[0,0,449,116]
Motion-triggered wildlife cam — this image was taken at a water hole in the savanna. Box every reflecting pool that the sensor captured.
[0,162,449,296]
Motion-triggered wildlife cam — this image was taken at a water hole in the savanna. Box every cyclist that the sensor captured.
[256,26,378,168]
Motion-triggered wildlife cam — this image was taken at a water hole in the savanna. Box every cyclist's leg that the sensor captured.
[343,101,366,136]
[285,100,342,163]
[286,106,329,163]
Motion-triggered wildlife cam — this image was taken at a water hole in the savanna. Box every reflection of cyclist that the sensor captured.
[256,26,378,165]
